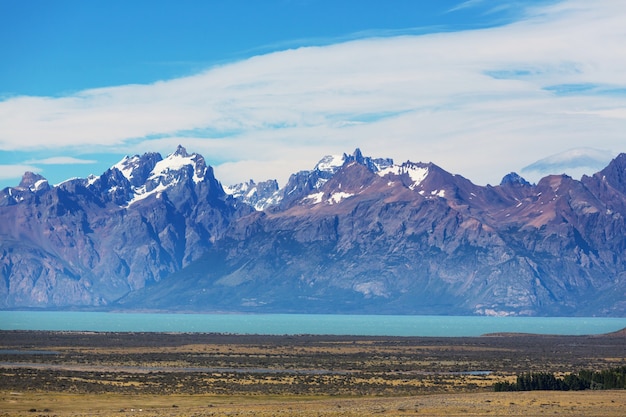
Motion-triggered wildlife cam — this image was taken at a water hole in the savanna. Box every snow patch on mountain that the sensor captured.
[31,179,48,192]
[107,146,210,207]
[315,154,345,173]
[406,167,429,189]
[372,159,394,172]
[314,178,329,189]
[113,155,141,181]
[150,152,206,185]
[86,174,98,186]
[377,163,429,190]
[302,191,354,206]
[127,183,169,206]
[224,182,248,196]
[225,179,281,211]
[329,191,353,204]
[304,191,324,204]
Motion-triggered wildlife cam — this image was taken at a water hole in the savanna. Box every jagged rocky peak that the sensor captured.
[225,178,281,211]
[173,144,189,157]
[343,148,394,172]
[1,171,51,206]
[315,154,346,173]
[500,172,531,187]
[346,148,366,165]
[278,149,409,210]
[151,145,210,184]
[257,178,279,193]
[113,152,163,187]
[3,145,626,316]
[111,146,209,189]
[613,152,626,167]
[596,152,626,193]
[313,149,394,175]
[17,171,50,192]
[98,146,218,207]
[226,178,273,196]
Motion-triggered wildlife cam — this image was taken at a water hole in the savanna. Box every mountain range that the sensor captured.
[1,145,625,316]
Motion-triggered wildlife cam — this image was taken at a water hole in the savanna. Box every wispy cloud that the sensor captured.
[25,156,97,165]
[448,0,551,17]
[521,147,614,180]
[0,164,41,180]
[1,0,625,186]
[448,0,487,13]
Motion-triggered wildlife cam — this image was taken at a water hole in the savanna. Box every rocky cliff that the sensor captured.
[0,146,250,307]
[2,147,625,315]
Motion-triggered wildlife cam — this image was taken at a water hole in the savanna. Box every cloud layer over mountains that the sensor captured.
[1,0,625,188]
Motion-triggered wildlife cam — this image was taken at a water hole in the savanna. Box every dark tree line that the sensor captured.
[494,366,626,392]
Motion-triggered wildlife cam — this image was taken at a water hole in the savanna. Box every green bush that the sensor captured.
[494,366,626,392]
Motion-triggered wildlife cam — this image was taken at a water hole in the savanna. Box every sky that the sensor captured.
[1,0,626,190]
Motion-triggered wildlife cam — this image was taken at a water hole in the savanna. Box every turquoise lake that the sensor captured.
[1,311,625,337]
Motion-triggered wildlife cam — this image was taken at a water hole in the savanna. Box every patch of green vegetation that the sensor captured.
[494,366,626,391]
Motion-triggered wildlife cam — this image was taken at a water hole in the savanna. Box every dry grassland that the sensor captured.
[2,390,625,416]
[1,330,624,416]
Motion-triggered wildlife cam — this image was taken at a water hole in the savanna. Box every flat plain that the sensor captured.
[1,330,625,416]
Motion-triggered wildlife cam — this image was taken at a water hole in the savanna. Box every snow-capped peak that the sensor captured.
[113,155,141,181]
[225,179,281,211]
[123,148,207,206]
[17,171,50,192]
[315,154,345,173]
[107,146,211,207]
[86,174,99,186]
[150,147,206,185]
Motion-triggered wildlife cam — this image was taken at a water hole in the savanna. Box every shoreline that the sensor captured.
[0,327,626,340]
[3,311,626,337]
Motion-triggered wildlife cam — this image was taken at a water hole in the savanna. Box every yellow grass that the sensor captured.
[2,331,624,415]
[2,390,625,416]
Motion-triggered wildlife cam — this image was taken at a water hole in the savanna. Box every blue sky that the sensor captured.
[1,0,625,189]
[0,0,521,96]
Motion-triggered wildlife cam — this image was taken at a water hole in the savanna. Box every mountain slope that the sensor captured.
[2,147,625,315]
[0,146,249,308]
[119,150,626,316]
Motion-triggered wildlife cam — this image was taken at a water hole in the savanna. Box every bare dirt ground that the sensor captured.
[1,330,624,416]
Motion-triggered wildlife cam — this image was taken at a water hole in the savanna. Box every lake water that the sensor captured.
[1,311,625,337]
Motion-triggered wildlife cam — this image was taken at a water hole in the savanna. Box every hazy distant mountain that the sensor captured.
[521,147,614,181]
[2,146,625,316]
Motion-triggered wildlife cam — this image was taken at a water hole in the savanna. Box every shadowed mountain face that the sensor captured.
[2,147,626,316]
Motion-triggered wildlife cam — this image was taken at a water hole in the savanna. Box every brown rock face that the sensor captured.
[2,148,626,316]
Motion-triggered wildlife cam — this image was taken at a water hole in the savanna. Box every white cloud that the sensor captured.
[1,0,625,186]
[25,156,97,165]
[0,165,41,181]
[521,147,614,182]
[448,0,486,13]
